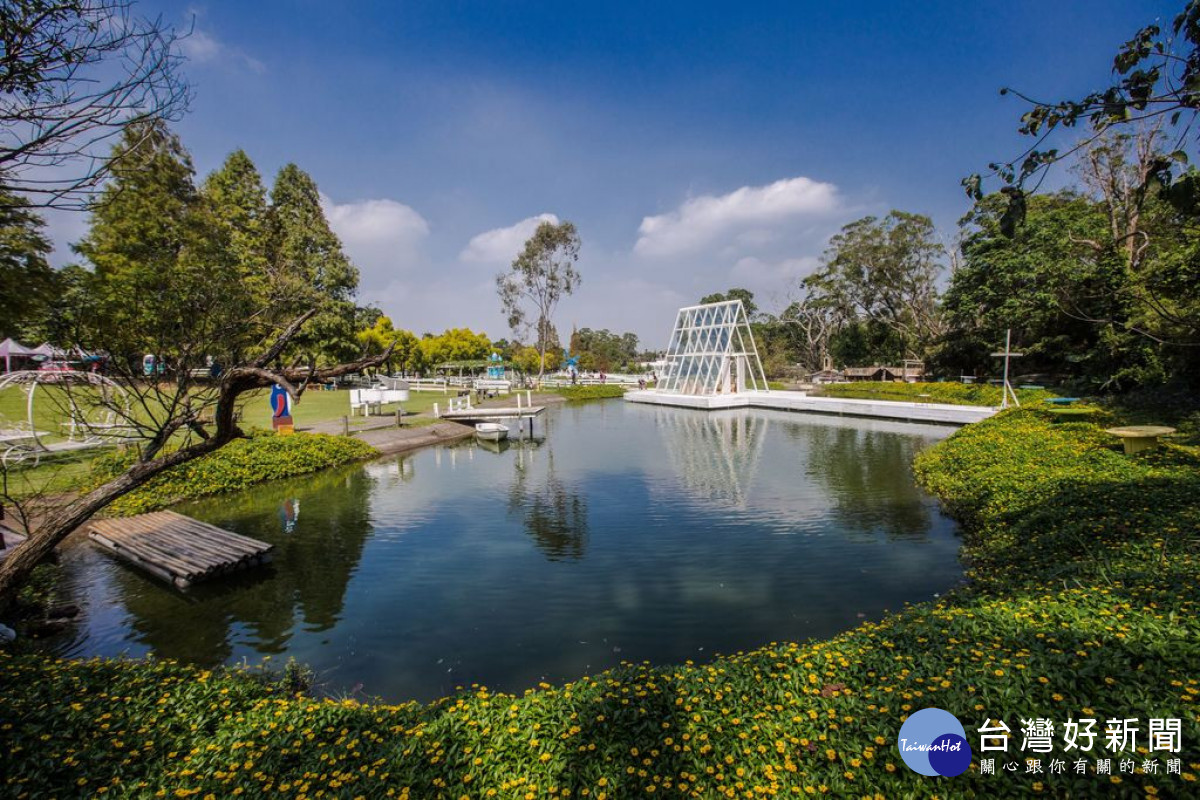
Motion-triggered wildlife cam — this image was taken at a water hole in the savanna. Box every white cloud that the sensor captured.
[321,195,431,293]
[179,10,265,73]
[634,177,839,258]
[459,213,559,264]
[731,255,820,285]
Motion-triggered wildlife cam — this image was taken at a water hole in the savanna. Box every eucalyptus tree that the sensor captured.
[496,220,581,380]
[806,211,945,361]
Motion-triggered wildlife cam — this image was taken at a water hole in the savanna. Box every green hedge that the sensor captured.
[551,384,627,401]
[818,380,1055,407]
[2,410,1198,797]
[89,432,377,516]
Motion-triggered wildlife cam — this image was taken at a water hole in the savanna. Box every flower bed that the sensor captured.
[2,410,1198,797]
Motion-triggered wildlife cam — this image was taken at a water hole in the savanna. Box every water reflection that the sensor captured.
[655,409,767,509]
[104,465,375,665]
[508,450,589,561]
[797,425,934,539]
[48,401,962,702]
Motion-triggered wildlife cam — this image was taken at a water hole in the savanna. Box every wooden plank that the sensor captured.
[133,523,248,563]
[106,518,216,572]
[153,533,244,565]
[86,510,271,587]
[158,512,271,554]
[89,531,199,580]
[89,532,186,586]
[97,512,268,562]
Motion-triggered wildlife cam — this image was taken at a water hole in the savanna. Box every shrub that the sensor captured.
[89,432,377,516]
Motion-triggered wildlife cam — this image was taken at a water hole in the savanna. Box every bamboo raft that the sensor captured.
[87,511,273,588]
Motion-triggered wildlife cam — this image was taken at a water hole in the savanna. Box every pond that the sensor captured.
[47,400,963,702]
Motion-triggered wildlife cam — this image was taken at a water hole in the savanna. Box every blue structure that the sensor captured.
[486,352,505,379]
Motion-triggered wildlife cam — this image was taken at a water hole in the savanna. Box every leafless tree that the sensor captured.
[0,0,190,210]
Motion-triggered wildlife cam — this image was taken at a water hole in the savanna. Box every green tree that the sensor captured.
[937,188,1172,389]
[202,150,272,310]
[806,211,944,361]
[269,164,360,364]
[511,346,543,377]
[355,315,424,375]
[496,220,581,380]
[0,189,55,337]
[418,328,491,366]
[74,120,248,369]
[569,328,640,371]
[700,288,757,318]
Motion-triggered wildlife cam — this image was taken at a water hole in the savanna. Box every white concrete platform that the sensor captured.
[624,389,996,425]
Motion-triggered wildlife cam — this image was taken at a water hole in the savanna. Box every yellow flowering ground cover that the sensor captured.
[2,409,1198,797]
[88,432,378,516]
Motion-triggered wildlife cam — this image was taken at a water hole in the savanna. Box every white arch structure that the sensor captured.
[0,370,133,466]
[656,300,768,396]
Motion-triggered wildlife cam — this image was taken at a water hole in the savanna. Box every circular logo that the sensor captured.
[897,708,972,777]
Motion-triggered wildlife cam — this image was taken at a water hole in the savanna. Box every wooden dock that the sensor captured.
[87,511,273,588]
[436,405,546,423]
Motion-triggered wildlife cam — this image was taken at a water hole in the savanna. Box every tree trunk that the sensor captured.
[0,471,146,613]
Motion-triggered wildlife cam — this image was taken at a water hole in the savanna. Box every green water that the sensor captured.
[51,400,962,702]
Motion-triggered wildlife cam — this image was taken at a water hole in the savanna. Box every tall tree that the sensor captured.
[937,192,1122,381]
[0,188,55,336]
[0,0,190,209]
[202,150,273,309]
[74,119,250,371]
[496,220,581,380]
[806,211,945,361]
[269,164,360,364]
[700,288,758,318]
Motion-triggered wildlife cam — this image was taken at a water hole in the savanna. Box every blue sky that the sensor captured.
[47,1,1180,347]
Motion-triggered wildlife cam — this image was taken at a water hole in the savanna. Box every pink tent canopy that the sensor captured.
[0,338,34,373]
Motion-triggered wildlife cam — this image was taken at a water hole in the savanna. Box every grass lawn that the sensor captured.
[0,386,448,499]
[238,387,443,429]
[3,406,1198,797]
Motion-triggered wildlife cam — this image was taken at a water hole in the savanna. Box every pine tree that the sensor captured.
[202,149,272,307]
[268,164,360,363]
[75,121,246,366]
[0,188,55,337]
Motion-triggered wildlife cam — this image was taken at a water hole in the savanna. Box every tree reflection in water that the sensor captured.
[507,445,588,561]
[790,422,934,540]
[113,463,377,666]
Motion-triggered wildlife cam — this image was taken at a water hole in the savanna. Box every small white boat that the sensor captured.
[474,422,509,442]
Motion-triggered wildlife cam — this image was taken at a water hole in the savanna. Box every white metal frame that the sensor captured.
[655,300,768,396]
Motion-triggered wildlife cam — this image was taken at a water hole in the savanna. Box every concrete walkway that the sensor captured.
[354,422,475,455]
